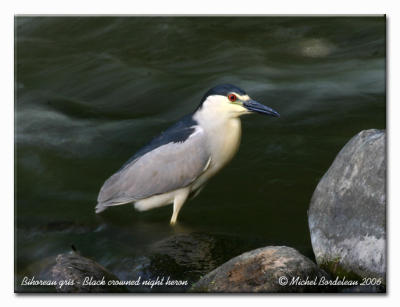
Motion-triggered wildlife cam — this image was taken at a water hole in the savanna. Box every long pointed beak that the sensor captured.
[243,99,280,117]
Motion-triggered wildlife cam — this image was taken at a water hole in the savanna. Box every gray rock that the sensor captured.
[190,246,329,293]
[51,252,128,293]
[308,129,386,284]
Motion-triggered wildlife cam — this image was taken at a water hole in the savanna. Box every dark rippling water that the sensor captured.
[15,16,386,291]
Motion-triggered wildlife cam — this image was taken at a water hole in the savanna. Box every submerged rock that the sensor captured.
[148,232,223,280]
[112,232,268,292]
[51,251,128,293]
[299,38,336,58]
[16,256,58,293]
[308,129,386,284]
[191,246,329,293]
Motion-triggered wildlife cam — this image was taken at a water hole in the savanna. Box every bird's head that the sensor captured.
[197,84,280,118]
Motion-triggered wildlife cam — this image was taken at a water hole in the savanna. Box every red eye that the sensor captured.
[228,94,237,102]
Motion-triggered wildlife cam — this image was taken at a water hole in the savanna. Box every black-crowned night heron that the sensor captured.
[96,84,279,225]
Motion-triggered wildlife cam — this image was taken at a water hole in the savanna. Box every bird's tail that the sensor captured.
[95,202,109,214]
[95,198,134,214]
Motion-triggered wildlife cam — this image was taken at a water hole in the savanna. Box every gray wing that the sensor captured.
[97,126,210,209]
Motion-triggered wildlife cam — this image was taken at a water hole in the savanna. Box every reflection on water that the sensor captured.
[15,16,386,289]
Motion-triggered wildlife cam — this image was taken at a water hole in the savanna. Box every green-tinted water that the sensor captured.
[15,16,386,291]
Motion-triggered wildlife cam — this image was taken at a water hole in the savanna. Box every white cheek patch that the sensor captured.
[230,103,248,113]
[202,95,228,109]
[204,95,222,104]
[236,94,250,101]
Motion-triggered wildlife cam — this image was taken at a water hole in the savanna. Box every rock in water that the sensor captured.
[308,129,386,284]
[51,252,128,293]
[121,232,268,292]
[190,246,329,293]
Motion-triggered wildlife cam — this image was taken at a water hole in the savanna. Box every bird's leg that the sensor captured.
[170,189,189,225]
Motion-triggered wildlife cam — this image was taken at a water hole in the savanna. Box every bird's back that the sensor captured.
[96,114,211,213]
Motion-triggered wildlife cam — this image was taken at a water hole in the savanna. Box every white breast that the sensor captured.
[207,117,241,170]
[191,97,243,190]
